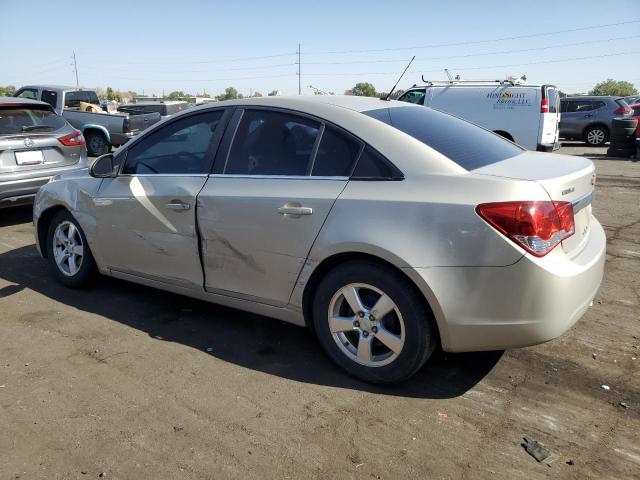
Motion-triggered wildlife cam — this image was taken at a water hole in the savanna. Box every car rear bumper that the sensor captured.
[409,216,606,352]
[0,164,85,208]
[537,141,561,152]
[111,132,136,146]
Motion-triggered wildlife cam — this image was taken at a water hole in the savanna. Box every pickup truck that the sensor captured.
[14,85,161,156]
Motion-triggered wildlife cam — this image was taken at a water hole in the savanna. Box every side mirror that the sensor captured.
[89,153,117,178]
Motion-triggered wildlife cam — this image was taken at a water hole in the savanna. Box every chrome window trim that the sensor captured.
[208,174,349,181]
[117,173,210,178]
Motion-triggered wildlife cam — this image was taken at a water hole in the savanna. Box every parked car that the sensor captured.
[117,101,190,120]
[14,86,161,156]
[397,79,560,151]
[0,97,86,208]
[630,103,640,138]
[623,95,639,106]
[559,96,632,146]
[33,96,605,384]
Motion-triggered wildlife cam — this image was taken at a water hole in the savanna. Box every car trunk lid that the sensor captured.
[0,131,80,175]
[472,151,595,257]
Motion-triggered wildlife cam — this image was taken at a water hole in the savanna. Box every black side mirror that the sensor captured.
[89,153,116,178]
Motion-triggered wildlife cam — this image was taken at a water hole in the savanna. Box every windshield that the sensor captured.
[363,105,523,170]
[0,106,67,135]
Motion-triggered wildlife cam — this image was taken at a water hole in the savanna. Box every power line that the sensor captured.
[80,62,295,75]
[303,50,640,77]
[80,51,296,66]
[303,34,640,65]
[304,19,640,55]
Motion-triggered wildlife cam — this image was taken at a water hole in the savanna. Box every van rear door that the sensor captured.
[539,85,560,150]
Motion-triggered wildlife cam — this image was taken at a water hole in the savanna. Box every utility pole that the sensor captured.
[297,43,301,95]
[72,51,79,88]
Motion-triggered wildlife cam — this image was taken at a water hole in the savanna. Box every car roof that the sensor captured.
[204,94,412,113]
[138,95,464,176]
[121,101,188,106]
[19,85,82,92]
[0,96,53,108]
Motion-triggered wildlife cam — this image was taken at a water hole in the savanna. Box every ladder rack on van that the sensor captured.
[420,76,516,86]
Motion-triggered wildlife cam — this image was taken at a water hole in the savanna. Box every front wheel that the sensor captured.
[47,210,96,288]
[312,261,437,384]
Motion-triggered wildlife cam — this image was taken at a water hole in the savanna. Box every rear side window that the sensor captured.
[311,126,361,176]
[352,146,403,179]
[41,90,58,109]
[0,106,66,134]
[364,105,523,171]
[225,110,320,176]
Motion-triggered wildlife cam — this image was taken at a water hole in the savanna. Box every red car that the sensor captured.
[630,103,640,138]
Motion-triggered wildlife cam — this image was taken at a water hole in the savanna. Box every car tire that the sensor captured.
[584,126,608,146]
[46,210,96,288]
[311,260,437,384]
[85,131,110,157]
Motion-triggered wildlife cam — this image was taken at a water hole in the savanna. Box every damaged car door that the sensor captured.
[198,108,361,307]
[93,110,226,289]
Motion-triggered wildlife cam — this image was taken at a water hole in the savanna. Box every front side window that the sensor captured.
[15,89,38,100]
[225,110,320,176]
[398,89,426,105]
[122,110,224,175]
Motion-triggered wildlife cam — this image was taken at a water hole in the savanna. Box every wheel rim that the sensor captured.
[89,136,103,152]
[52,221,84,277]
[587,129,605,145]
[328,283,405,367]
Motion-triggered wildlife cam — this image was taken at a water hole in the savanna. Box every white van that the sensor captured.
[397,80,560,151]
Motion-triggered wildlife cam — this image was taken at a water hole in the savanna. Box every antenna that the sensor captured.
[384,56,415,101]
[308,85,329,95]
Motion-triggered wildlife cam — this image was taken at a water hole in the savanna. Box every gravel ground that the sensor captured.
[0,150,638,479]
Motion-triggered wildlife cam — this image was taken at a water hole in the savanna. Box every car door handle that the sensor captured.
[165,201,190,210]
[585,114,593,118]
[278,203,313,216]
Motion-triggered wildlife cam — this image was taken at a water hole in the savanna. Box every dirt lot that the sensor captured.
[0,150,639,479]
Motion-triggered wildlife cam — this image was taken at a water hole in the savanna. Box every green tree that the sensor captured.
[168,90,186,100]
[216,87,240,101]
[589,79,637,97]
[346,82,377,97]
[252,91,263,97]
[0,85,16,96]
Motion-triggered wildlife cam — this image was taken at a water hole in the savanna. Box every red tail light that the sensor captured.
[476,201,575,257]
[613,105,631,115]
[540,98,549,113]
[58,130,85,146]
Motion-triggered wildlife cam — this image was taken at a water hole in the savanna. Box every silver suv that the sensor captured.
[560,96,632,146]
[0,97,87,208]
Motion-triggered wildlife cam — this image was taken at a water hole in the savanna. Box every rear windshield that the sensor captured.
[0,106,66,135]
[363,105,523,170]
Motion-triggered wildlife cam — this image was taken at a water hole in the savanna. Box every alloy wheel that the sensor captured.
[52,221,84,277]
[328,283,405,367]
[587,129,605,145]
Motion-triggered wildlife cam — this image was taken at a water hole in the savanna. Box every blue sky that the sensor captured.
[2,0,639,96]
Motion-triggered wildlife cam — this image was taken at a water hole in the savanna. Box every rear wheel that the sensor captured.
[584,125,608,146]
[85,131,110,156]
[47,210,96,288]
[312,261,437,384]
